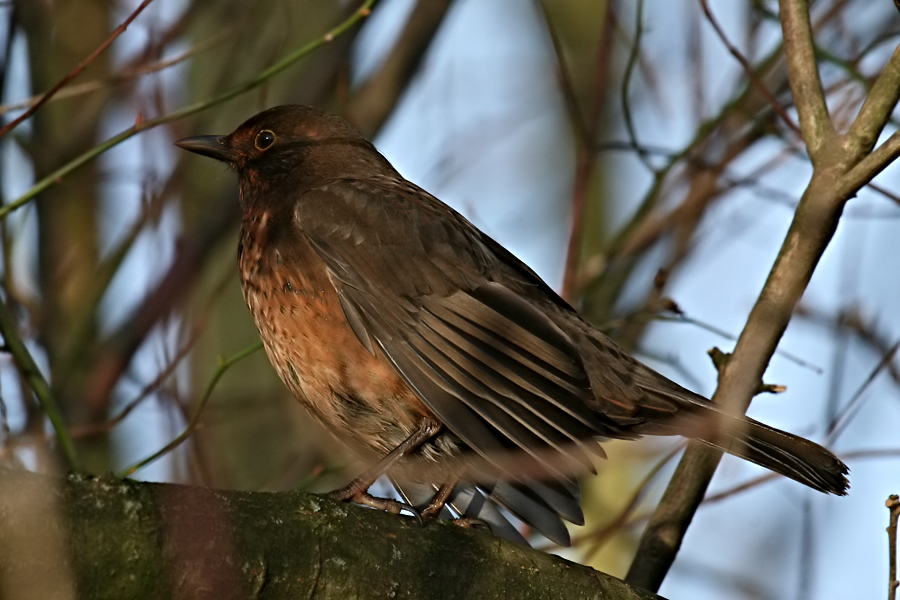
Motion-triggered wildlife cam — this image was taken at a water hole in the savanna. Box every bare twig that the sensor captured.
[888,494,899,600]
[119,341,263,477]
[0,0,156,138]
[827,342,900,444]
[621,0,656,175]
[617,449,900,533]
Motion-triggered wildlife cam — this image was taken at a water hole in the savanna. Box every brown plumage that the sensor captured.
[176,105,848,546]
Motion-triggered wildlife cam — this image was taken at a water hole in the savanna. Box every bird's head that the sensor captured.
[175,105,397,199]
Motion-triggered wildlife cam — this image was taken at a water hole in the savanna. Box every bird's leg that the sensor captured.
[327,418,443,517]
[419,480,490,533]
[421,479,459,519]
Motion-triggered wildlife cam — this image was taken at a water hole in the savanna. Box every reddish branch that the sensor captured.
[0,0,156,138]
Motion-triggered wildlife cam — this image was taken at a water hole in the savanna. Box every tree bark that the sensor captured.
[0,468,664,600]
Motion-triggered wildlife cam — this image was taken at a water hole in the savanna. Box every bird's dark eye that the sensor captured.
[255,130,277,151]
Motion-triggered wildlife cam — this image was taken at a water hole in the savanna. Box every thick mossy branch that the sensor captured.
[0,469,664,600]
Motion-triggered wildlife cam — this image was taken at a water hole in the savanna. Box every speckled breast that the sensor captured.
[237,208,432,458]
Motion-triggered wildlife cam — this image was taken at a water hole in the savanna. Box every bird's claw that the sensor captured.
[326,487,422,522]
[450,517,491,532]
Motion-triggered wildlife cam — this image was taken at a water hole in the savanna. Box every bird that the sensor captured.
[175,105,848,546]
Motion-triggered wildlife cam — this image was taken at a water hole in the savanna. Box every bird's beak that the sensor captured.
[174,135,237,163]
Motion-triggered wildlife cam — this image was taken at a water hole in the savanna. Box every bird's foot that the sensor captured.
[327,485,422,522]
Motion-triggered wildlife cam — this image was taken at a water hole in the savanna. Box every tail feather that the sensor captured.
[629,383,850,495]
[705,416,849,495]
[488,480,572,545]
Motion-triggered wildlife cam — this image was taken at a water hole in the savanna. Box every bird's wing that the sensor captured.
[294,179,613,483]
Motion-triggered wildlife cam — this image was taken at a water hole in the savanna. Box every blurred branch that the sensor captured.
[0,469,665,600]
[549,1,615,301]
[345,0,454,137]
[581,43,786,323]
[0,3,16,105]
[0,0,156,138]
[0,28,230,116]
[83,198,239,412]
[71,321,203,440]
[796,305,900,386]
[0,301,78,470]
[699,0,801,138]
[120,341,262,477]
[57,187,167,386]
[576,444,684,561]
[0,0,376,221]
[621,0,655,175]
[826,341,899,444]
[613,449,900,537]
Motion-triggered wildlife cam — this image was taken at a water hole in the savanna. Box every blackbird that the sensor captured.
[176,105,848,546]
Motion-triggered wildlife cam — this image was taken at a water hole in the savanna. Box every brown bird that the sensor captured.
[176,105,848,546]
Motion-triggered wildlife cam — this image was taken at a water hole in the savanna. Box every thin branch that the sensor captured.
[699,0,802,138]
[598,42,785,267]
[70,321,203,440]
[0,28,230,116]
[0,0,156,138]
[119,341,263,477]
[0,301,78,470]
[621,0,656,174]
[617,449,900,534]
[826,341,899,444]
[779,0,836,163]
[869,181,900,206]
[625,7,856,585]
[536,0,592,149]
[0,0,376,221]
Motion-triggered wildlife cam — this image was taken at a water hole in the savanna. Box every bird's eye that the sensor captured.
[255,130,277,151]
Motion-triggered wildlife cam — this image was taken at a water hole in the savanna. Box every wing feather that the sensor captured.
[295,182,610,466]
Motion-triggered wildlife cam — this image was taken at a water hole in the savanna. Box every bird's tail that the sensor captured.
[638,395,849,495]
[699,414,849,495]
